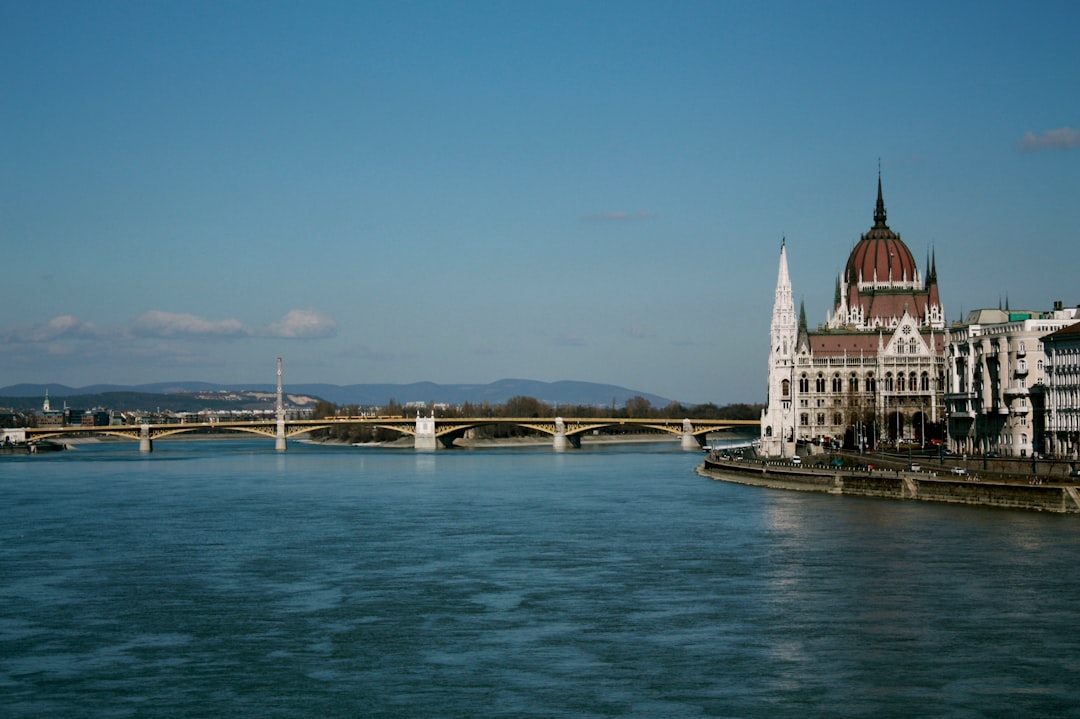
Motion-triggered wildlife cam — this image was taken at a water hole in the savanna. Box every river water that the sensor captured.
[2,439,1079,718]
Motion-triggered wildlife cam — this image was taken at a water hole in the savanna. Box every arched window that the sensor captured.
[833,412,843,425]
[817,413,825,426]
[866,374,876,393]
[920,372,930,391]
[799,375,809,393]
[782,379,790,397]
[897,374,905,392]
[800,413,809,426]
[849,374,859,392]
[884,374,894,392]
[909,372,918,392]
[815,374,826,393]
[832,374,843,392]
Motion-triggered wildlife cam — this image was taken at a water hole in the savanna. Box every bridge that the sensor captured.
[23,415,760,453]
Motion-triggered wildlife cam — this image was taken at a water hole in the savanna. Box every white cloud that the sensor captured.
[1,308,338,363]
[1017,127,1080,152]
[263,309,337,339]
[131,311,250,338]
[0,315,105,344]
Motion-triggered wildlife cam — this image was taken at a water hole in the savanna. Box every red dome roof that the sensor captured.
[844,178,918,284]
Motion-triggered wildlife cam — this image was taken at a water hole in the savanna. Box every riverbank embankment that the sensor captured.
[698,455,1080,514]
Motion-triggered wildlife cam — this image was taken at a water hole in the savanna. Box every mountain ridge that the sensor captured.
[1,379,675,409]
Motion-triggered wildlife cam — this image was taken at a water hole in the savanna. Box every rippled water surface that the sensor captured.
[3,440,1080,718]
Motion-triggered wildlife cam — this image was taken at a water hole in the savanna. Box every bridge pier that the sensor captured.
[275,419,287,452]
[553,417,575,451]
[415,412,437,451]
[681,419,701,451]
[275,357,287,452]
[139,424,153,453]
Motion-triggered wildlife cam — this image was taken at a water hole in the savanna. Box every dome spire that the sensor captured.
[873,163,888,229]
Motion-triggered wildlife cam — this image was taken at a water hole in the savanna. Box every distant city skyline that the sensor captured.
[2,1,1077,404]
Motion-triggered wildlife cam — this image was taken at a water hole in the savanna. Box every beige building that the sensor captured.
[945,302,1079,457]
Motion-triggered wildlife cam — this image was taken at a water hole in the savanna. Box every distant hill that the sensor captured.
[0,379,673,411]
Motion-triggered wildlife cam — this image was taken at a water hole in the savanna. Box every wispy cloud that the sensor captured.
[625,325,655,339]
[2,309,338,347]
[555,333,587,347]
[582,211,654,222]
[0,315,107,344]
[263,309,337,339]
[1017,127,1080,152]
[131,311,249,339]
[130,309,338,340]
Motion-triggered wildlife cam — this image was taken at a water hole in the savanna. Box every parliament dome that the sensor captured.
[844,177,919,285]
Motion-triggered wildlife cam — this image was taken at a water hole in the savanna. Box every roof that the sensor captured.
[1043,321,1080,340]
[848,290,932,326]
[807,328,946,358]
[843,176,919,286]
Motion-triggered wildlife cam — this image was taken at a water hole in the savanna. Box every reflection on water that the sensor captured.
[2,440,1079,718]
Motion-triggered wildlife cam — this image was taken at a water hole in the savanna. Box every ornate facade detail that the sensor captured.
[761,175,947,456]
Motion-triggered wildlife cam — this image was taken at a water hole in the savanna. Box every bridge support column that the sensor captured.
[553,417,570,452]
[275,419,287,452]
[139,423,153,453]
[681,419,700,451]
[415,412,437,451]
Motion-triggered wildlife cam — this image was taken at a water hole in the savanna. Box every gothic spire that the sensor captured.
[775,236,791,292]
[873,167,888,229]
[769,237,797,358]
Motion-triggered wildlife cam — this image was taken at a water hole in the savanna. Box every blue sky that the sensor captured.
[2,1,1077,404]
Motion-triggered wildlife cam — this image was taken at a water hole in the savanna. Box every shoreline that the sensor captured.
[698,455,1080,514]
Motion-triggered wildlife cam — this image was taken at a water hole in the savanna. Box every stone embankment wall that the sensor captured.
[698,457,1080,514]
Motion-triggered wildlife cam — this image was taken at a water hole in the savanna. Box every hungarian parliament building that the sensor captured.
[759,176,1079,460]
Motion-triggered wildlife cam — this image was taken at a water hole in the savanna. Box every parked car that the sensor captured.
[1069,469,1080,479]
[907,462,921,472]
[790,456,801,465]
[951,467,968,476]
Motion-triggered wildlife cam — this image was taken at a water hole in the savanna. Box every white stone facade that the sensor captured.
[760,177,947,456]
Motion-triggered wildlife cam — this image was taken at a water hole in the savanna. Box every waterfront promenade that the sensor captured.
[699,451,1080,514]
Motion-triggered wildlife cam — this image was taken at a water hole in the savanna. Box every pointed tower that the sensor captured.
[769,239,798,360]
[761,239,798,456]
